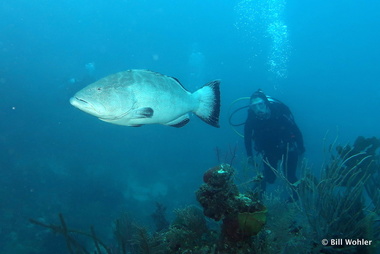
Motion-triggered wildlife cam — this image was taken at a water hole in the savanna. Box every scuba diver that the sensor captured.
[230,89,305,195]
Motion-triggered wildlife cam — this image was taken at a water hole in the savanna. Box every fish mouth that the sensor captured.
[69,96,130,121]
[70,96,100,116]
[70,96,88,105]
[70,96,91,108]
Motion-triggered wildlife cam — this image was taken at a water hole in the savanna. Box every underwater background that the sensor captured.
[1,0,380,253]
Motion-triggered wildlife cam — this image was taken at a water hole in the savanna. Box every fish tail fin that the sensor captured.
[193,80,221,128]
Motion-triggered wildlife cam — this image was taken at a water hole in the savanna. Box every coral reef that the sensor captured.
[269,136,380,253]
[258,191,313,253]
[28,139,380,253]
[333,136,379,186]
[113,212,136,253]
[159,206,215,253]
[29,213,111,254]
[196,163,267,245]
[30,206,216,254]
[151,202,169,232]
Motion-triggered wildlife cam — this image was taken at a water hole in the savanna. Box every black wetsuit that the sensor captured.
[244,98,304,190]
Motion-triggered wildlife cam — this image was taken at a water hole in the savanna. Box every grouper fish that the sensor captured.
[69,69,220,128]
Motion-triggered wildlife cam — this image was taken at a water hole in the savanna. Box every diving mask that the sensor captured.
[250,97,270,119]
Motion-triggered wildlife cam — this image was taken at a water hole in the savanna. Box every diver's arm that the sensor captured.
[284,111,305,154]
[279,104,305,154]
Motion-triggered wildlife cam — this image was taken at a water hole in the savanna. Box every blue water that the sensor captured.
[1,0,379,253]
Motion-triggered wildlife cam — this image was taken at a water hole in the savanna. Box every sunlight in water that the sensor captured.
[234,0,291,80]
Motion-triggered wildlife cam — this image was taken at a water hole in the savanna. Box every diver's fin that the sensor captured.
[166,114,190,128]
[133,107,154,118]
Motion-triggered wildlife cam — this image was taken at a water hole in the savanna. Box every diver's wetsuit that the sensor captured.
[244,97,304,191]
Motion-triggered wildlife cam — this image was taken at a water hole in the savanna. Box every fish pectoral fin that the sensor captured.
[132,107,154,118]
[166,114,190,128]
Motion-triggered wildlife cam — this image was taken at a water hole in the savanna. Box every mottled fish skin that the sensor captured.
[70,69,220,128]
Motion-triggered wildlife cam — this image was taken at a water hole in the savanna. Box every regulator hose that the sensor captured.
[228,97,250,138]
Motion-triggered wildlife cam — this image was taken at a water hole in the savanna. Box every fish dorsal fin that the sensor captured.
[142,69,189,92]
[167,75,190,92]
[170,76,182,84]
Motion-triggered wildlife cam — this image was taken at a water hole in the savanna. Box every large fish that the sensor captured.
[70,69,220,128]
